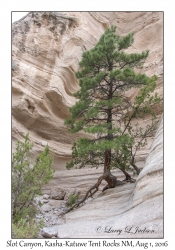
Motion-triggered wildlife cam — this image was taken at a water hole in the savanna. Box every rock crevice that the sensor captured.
[12,12,163,238]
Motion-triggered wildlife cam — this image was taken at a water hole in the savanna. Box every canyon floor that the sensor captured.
[38,119,163,239]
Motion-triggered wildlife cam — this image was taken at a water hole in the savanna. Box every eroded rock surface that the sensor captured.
[12,12,163,171]
[12,12,163,238]
[56,118,163,238]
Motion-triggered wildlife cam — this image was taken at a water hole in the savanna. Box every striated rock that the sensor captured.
[57,118,163,238]
[12,12,163,173]
[12,12,163,238]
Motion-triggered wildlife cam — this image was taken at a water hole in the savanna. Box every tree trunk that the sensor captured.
[103,150,117,188]
[119,167,132,180]
[104,149,111,171]
[130,161,140,175]
[103,169,117,187]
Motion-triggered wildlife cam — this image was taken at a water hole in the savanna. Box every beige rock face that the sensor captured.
[12,12,163,237]
[57,118,163,238]
[12,11,163,167]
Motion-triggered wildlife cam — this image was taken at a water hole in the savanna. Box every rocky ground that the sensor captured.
[35,167,142,238]
[12,12,163,239]
[34,186,93,238]
[34,194,66,238]
[34,117,163,239]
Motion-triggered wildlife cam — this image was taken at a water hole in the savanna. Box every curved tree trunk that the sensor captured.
[103,169,117,187]
[130,161,140,175]
[64,150,134,214]
[119,167,132,180]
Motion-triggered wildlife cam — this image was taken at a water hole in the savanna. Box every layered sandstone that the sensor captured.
[12,12,163,238]
[57,117,163,238]
[12,11,163,168]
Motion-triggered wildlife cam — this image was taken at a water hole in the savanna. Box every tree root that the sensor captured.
[102,178,135,192]
[64,174,104,214]
[63,171,136,214]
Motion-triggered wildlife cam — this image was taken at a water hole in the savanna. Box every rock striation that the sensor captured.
[12,12,163,238]
[12,11,163,168]
[56,117,163,238]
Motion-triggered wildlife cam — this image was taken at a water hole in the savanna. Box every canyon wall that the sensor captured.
[12,12,163,169]
[12,12,163,238]
[57,117,163,238]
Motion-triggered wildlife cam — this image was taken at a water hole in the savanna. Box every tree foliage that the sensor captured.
[12,133,54,225]
[65,26,160,180]
[12,218,44,238]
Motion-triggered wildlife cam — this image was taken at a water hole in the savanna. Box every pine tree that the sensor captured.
[65,26,160,212]
[12,133,54,223]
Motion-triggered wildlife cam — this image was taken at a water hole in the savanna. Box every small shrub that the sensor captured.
[12,218,44,238]
[66,193,79,207]
[12,133,54,238]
